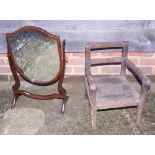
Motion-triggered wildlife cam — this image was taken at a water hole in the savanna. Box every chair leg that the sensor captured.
[84,77,88,98]
[91,107,97,129]
[84,89,88,98]
[136,104,144,125]
[60,96,69,115]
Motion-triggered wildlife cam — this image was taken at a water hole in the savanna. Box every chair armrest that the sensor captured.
[124,58,150,90]
[85,70,97,91]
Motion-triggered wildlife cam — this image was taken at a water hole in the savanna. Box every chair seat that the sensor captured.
[94,76,140,109]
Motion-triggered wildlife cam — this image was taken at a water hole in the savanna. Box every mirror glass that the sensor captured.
[9,30,60,82]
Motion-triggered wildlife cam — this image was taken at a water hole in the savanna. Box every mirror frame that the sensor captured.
[6,26,68,114]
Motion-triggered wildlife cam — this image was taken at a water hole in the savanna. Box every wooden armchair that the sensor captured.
[6,26,68,114]
[85,42,150,129]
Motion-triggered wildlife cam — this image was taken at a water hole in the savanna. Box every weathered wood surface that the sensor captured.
[85,71,96,91]
[124,58,150,88]
[91,57,122,66]
[120,41,128,76]
[88,42,125,50]
[84,41,151,129]
[95,76,140,109]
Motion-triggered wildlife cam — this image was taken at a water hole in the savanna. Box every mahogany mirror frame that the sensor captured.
[6,26,68,114]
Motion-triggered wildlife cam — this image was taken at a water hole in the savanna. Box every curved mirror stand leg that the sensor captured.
[60,95,69,115]
[11,83,20,109]
[58,76,69,114]
[11,94,19,109]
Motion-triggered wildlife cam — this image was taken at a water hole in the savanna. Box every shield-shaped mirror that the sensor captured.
[6,26,68,114]
[9,29,61,83]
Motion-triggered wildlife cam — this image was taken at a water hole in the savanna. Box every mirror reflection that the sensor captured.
[9,30,60,82]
